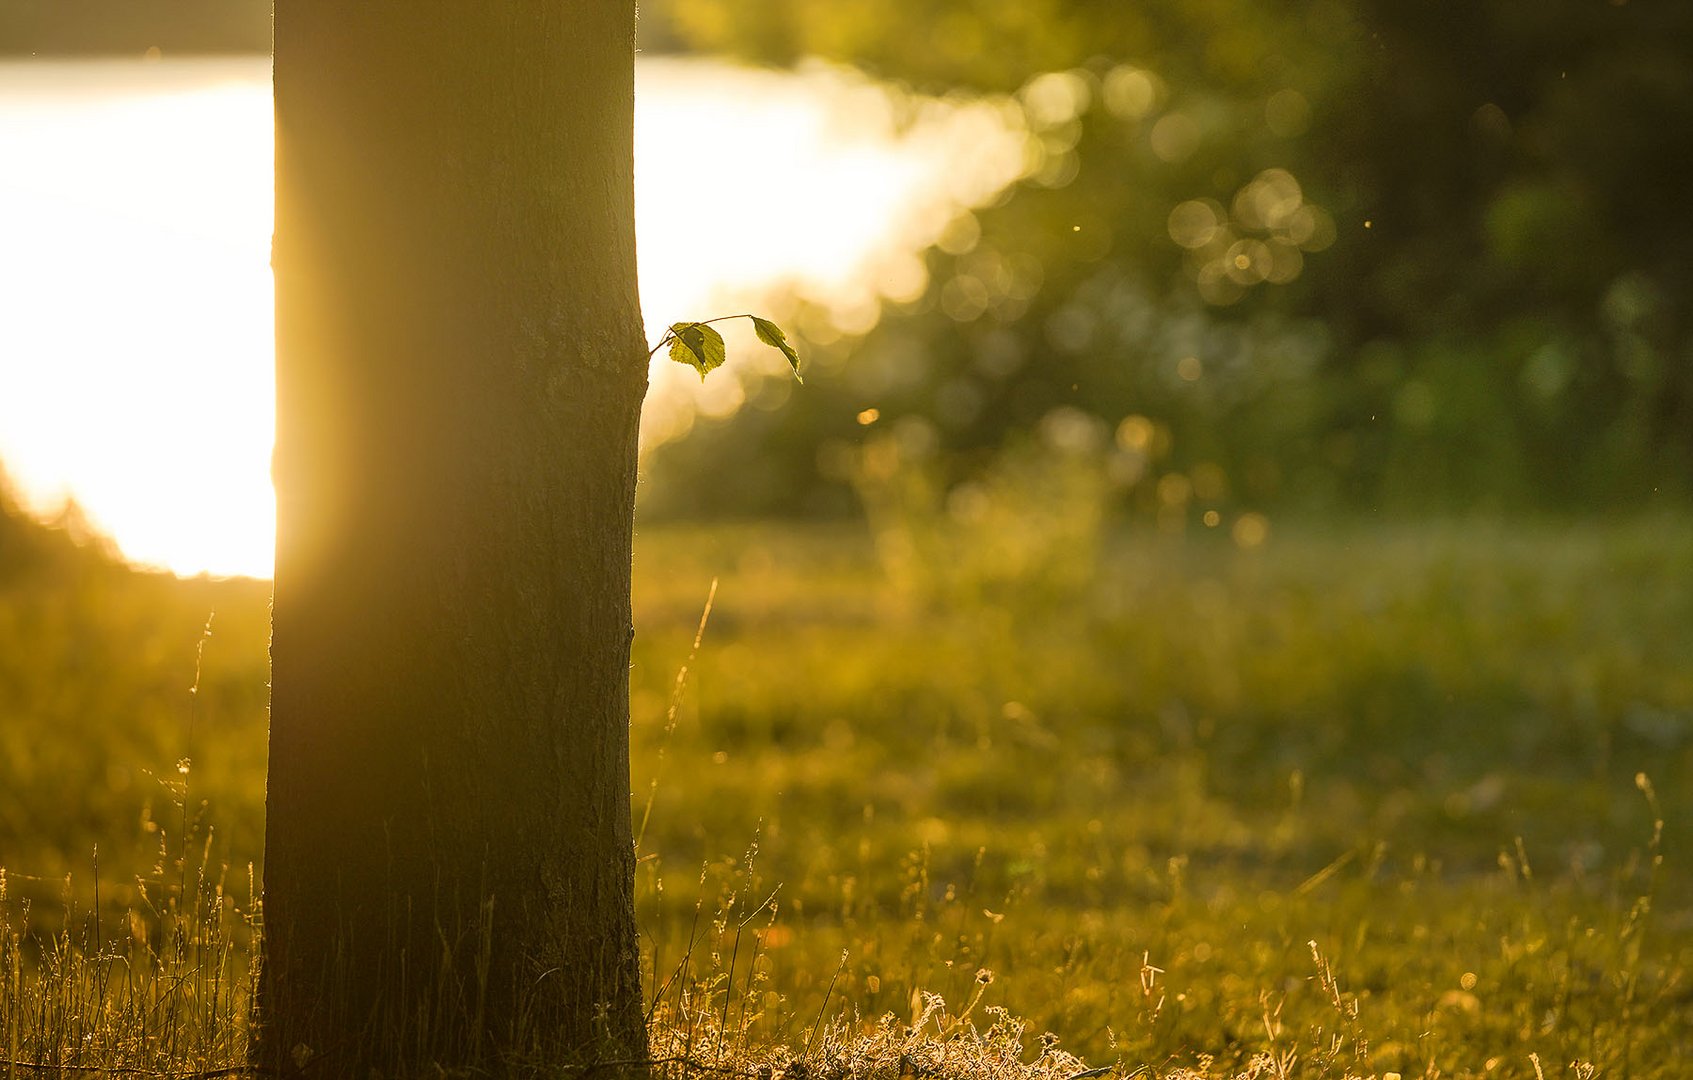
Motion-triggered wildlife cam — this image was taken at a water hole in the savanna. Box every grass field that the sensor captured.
[1,488,1690,1077]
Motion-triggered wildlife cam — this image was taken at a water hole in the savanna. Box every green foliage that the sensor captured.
[751,316,802,380]
[639,0,1693,515]
[667,322,729,381]
[657,315,802,382]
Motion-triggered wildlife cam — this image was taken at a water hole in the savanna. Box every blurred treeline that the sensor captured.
[13,0,1691,516]
[640,0,1693,518]
[0,0,269,55]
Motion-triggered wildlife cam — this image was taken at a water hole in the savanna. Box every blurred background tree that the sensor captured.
[8,0,1689,518]
[0,0,269,53]
[634,0,1693,519]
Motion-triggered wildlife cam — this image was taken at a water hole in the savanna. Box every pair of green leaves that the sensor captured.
[654,315,802,384]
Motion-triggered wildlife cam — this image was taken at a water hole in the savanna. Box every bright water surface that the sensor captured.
[0,57,1023,576]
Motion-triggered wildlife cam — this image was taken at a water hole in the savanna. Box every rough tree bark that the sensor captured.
[263,3,648,1073]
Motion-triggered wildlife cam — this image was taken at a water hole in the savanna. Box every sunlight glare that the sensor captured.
[0,57,1024,579]
[0,60,274,579]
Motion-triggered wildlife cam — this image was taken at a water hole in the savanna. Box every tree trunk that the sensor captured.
[263,4,648,1073]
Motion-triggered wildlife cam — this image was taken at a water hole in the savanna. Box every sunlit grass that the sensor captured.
[1,481,1689,1076]
[0,862,253,1074]
[626,506,1689,1078]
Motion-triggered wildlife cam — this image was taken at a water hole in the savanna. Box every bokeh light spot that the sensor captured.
[1149,112,1201,163]
[1019,70,1091,130]
[1232,512,1270,549]
[1168,199,1224,249]
[1116,415,1155,453]
[1103,65,1162,119]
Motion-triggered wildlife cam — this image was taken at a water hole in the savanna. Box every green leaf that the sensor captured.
[751,315,802,382]
[667,321,727,381]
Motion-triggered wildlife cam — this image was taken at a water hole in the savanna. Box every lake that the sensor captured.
[0,56,1024,576]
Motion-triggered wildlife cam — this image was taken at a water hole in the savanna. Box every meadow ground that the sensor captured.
[0,494,1689,1078]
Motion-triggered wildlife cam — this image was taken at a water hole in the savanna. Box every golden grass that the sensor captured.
[1,469,1689,1076]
